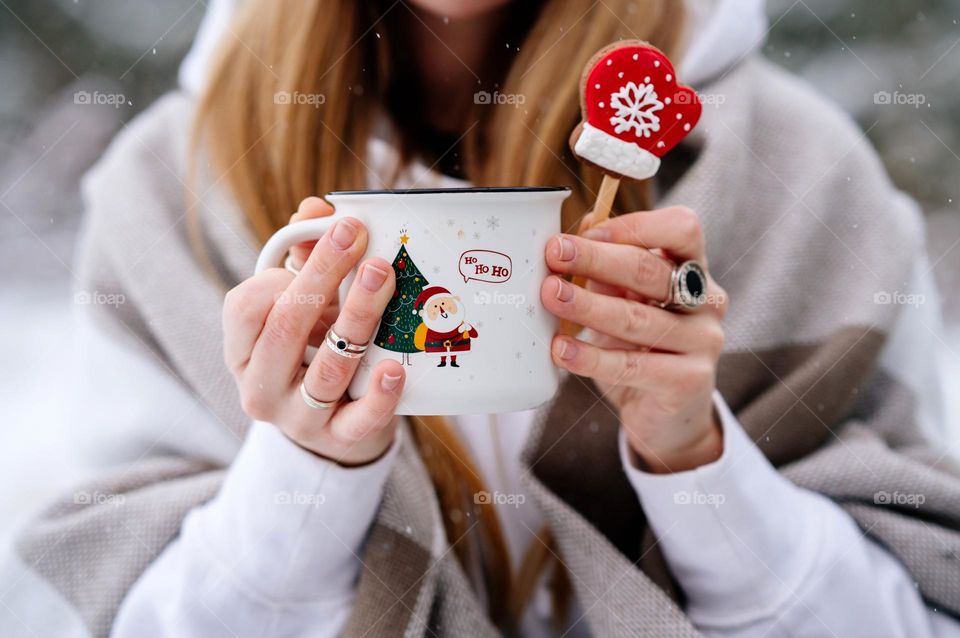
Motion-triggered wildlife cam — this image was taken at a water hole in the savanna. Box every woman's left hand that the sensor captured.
[542,206,727,474]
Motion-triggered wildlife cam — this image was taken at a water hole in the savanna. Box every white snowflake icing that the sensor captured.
[608,81,663,138]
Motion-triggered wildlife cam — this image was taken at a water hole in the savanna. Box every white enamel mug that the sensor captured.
[255,187,571,415]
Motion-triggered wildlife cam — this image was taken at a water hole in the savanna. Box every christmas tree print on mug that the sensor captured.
[373,231,429,366]
[254,187,570,415]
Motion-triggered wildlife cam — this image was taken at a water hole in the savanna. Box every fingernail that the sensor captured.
[381,373,402,392]
[555,278,574,302]
[582,226,609,241]
[360,264,388,291]
[330,220,358,250]
[555,339,578,361]
[555,236,576,262]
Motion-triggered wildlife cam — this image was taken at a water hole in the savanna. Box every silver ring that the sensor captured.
[662,260,707,311]
[284,254,301,275]
[299,380,338,410]
[325,327,369,359]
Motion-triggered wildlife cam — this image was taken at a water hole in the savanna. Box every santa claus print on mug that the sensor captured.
[412,286,479,368]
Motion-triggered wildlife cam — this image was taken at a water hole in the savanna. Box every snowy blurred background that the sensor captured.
[1,0,958,535]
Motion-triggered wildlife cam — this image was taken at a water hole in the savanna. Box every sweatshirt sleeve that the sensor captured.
[619,391,960,637]
[111,421,399,638]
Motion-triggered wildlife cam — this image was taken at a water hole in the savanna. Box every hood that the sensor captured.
[681,0,768,86]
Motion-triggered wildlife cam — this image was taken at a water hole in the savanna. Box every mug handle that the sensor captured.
[254,215,340,273]
[254,215,344,365]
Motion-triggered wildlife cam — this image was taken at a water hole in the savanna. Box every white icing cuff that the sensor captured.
[573,122,661,180]
[188,420,400,602]
[619,391,823,625]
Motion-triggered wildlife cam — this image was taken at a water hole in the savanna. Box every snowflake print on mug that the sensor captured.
[608,81,663,137]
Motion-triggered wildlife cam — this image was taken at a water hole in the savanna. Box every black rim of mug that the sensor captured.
[327,186,571,196]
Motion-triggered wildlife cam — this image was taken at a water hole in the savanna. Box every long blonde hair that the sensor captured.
[192,0,686,628]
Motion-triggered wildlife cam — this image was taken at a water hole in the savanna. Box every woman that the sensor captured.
[8,0,960,636]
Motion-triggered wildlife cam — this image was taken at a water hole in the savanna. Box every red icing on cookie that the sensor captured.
[571,41,701,181]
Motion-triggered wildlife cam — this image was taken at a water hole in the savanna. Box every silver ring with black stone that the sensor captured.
[325,327,369,359]
[661,260,707,311]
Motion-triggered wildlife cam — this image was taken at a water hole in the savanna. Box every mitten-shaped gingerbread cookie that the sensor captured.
[570,40,702,182]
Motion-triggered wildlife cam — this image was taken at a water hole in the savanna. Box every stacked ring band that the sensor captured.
[325,327,370,359]
[299,380,338,410]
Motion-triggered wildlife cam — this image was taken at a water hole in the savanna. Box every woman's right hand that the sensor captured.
[223,197,405,466]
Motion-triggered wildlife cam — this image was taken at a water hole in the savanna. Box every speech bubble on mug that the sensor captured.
[460,250,512,284]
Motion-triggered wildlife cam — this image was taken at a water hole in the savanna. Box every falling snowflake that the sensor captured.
[432,266,441,274]
[608,81,663,138]
[447,219,455,226]
[486,216,501,230]
[525,305,535,317]
[515,351,523,359]
[472,231,481,240]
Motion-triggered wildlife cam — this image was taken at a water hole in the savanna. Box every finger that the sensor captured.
[541,276,724,355]
[618,271,727,320]
[579,326,636,352]
[584,277,626,298]
[552,336,714,395]
[289,197,336,268]
[329,359,405,446]
[222,268,294,373]
[582,206,706,263]
[296,196,333,217]
[302,257,395,404]
[546,234,673,302]
[250,217,366,382]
